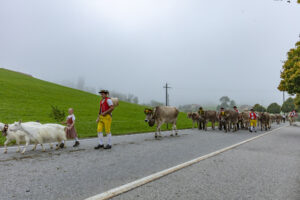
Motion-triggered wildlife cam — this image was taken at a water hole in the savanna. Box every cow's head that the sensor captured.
[192,113,199,119]
[144,108,155,127]
[187,112,192,119]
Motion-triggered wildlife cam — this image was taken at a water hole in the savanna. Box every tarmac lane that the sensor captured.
[113,125,300,200]
[0,123,286,200]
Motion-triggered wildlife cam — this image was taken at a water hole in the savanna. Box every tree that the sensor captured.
[230,100,236,108]
[281,97,295,113]
[217,96,230,110]
[217,96,237,110]
[253,104,266,112]
[278,40,300,107]
[267,103,281,114]
[220,96,230,104]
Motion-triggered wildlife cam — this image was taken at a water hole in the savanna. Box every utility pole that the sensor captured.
[163,83,171,129]
[163,83,171,106]
[280,70,286,105]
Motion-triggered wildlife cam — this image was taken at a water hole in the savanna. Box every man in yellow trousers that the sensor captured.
[95,90,114,150]
[249,108,257,133]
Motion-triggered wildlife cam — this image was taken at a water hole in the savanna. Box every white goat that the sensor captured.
[8,122,67,154]
[2,122,42,154]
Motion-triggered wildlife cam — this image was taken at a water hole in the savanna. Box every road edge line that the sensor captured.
[85,125,287,200]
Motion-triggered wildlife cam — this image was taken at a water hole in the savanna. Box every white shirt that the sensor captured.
[67,114,75,122]
[101,99,113,106]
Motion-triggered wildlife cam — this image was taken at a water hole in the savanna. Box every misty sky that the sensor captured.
[1,0,300,106]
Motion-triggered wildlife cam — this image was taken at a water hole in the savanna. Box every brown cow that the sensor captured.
[144,106,179,138]
[259,112,271,131]
[199,110,217,131]
[269,114,276,124]
[226,110,239,132]
[187,112,199,129]
[240,111,250,129]
[275,114,282,124]
[218,110,230,132]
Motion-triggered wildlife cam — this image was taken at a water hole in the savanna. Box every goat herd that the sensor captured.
[0,121,66,154]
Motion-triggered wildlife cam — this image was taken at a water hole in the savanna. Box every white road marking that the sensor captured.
[85,125,287,200]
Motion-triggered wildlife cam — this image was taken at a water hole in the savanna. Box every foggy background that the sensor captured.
[0,0,300,107]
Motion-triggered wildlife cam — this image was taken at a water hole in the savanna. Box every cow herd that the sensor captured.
[0,106,295,154]
[143,106,292,138]
[187,109,289,132]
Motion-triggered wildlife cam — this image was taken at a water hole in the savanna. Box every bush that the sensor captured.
[49,105,66,122]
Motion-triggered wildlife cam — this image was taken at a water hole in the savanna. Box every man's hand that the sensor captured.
[96,116,100,123]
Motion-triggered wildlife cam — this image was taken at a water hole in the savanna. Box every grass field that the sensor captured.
[0,68,197,145]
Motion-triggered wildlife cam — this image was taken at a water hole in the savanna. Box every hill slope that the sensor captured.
[0,68,193,145]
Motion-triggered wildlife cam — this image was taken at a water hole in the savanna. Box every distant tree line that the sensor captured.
[253,97,297,114]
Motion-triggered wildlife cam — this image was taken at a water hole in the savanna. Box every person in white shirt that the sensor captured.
[61,108,80,148]
[95,90,114,150]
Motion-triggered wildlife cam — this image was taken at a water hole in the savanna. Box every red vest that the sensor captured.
[249,112,257,120]
[291,111,296,117]
[99,97,111,114]
[67,117,73,126]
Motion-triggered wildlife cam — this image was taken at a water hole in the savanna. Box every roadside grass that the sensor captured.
[0,68,199,146]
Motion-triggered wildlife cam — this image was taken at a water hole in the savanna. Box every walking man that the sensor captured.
[198,107,205,130]
[233,106,240,129]
[95,90,114,150]
[218,107,226,130]
[249,108,257,133]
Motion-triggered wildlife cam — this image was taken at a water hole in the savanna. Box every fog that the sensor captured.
[1,0,300,106]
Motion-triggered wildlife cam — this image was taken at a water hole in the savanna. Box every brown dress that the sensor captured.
[66,115,78,139]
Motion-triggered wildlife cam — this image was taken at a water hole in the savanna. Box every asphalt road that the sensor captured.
[0,123,287,200]
[114,125,300,200]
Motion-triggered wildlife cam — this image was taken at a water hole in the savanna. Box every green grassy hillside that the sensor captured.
[0,68,194,145]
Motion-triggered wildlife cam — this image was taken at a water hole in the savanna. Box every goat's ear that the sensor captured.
[18,120,22,124]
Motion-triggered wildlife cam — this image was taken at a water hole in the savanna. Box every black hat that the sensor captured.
[99,90,109,94]
[250,108,254,111]
[233,106,237,108]
[220,107,224,109]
